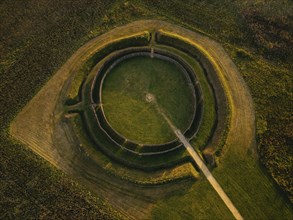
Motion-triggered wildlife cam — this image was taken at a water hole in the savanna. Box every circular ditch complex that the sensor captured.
[64,24,228,170]
[89,48,204,156]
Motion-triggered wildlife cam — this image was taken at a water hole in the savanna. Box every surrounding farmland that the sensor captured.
[1,0,292,219]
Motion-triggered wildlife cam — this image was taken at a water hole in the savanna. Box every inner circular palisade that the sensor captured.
[100,53,196,145]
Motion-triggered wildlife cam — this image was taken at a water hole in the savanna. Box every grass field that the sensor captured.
[102,55,195,144]
[1,0,292,219]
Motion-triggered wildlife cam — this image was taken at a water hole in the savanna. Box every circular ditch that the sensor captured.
[89,48,204,155]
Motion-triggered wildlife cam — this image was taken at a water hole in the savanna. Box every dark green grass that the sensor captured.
[102,56,195,144]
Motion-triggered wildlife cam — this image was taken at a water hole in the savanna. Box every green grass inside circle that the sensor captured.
[101,55,195,145]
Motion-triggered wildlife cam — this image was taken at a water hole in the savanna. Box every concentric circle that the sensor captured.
[67,25,222,168]
[87,47,204,155]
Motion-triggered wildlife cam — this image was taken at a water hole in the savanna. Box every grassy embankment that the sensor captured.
[67,30,216,155]
[68,34,216,170]
[62,34,212,183]
[61,28,199,182]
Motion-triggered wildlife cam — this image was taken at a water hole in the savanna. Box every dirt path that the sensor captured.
[175,129,243,220]
[156,100,243,220]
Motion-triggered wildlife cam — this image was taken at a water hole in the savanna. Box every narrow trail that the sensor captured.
[175,130,243,220]
[156,102,243,220]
